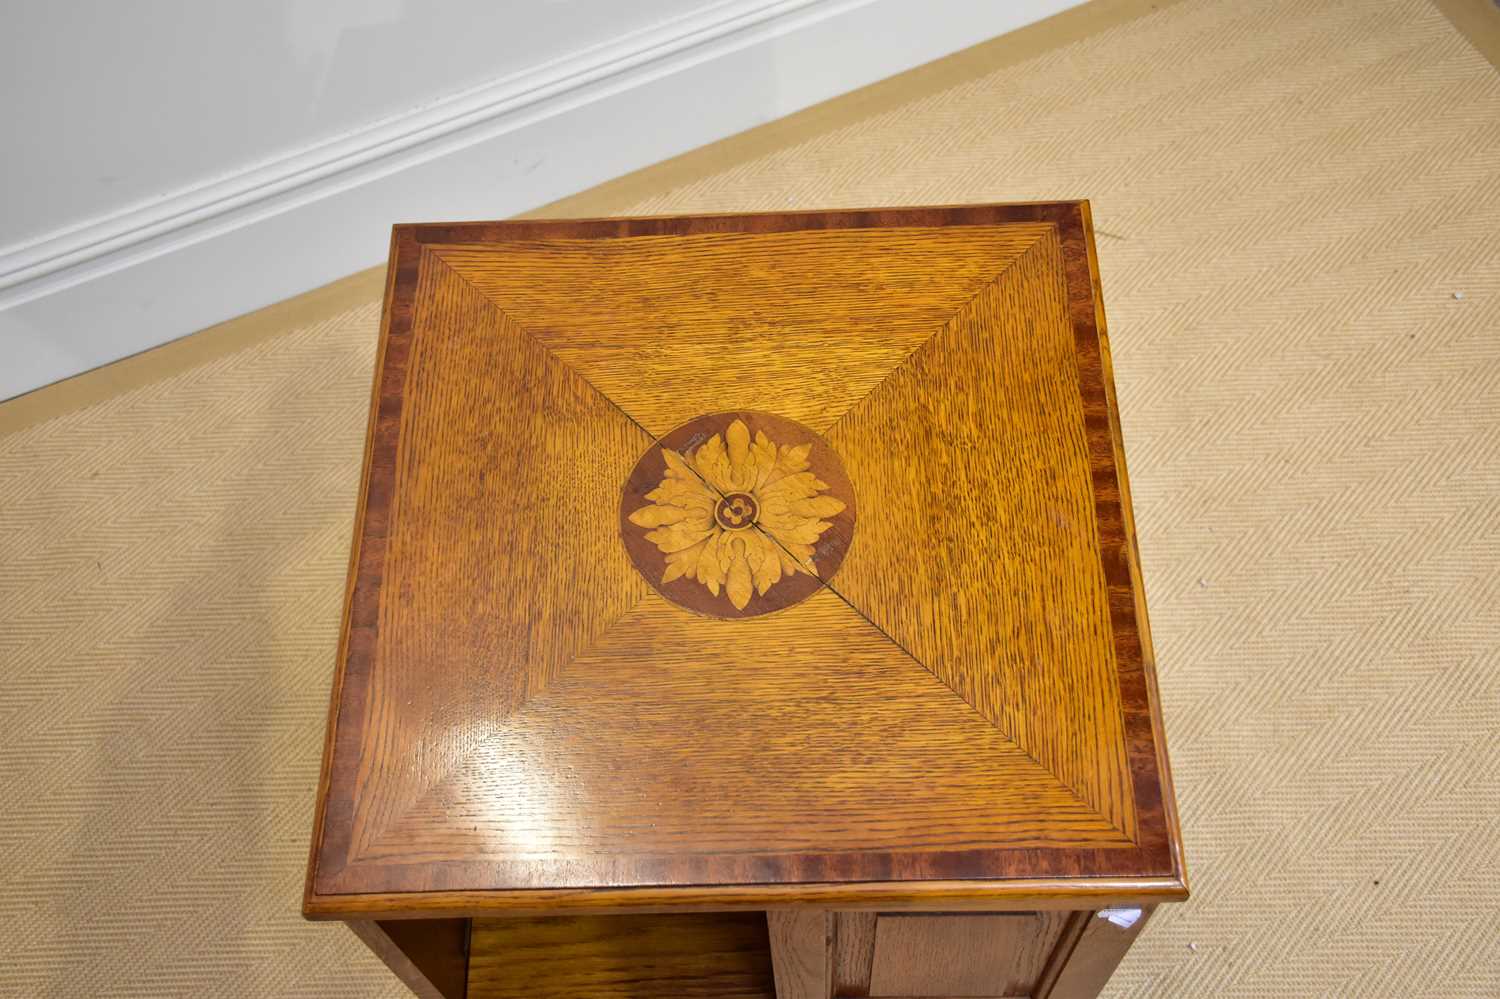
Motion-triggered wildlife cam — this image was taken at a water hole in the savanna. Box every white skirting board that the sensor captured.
[0,0,1082,402]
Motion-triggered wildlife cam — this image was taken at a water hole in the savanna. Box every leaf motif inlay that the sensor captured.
[628,418,846,610]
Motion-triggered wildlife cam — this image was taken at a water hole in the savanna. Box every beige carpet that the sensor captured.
[4,0,1499,995]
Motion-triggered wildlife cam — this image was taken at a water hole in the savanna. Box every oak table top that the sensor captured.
[303,202,1186,922]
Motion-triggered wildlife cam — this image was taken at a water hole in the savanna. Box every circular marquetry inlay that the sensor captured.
[620,411,856,619]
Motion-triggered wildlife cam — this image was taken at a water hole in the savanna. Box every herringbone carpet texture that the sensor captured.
[3,0,1497,995]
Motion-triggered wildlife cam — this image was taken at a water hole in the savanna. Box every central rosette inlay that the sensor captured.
[714,492,759,530]
[621,413,856,616]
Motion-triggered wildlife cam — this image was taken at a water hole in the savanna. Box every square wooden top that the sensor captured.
[304,203,1185,919]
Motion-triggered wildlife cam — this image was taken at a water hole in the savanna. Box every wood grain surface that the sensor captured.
[432,221,1052,434]
[305,877,1188,920]
[823,228,1132,835]
[866,912,1067,997]
[1035,907,1154,999]
[305,203,1184,915]
[322,252,652,875]
[338,590,1130,888]
[346,919,468,999]
[768,910,830,999]
[466,913,774,998]
[831,912,879,997]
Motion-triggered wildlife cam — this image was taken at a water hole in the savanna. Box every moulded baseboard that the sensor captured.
[0,0,1083,402]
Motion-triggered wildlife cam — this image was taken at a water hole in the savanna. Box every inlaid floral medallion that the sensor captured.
[620,411,857,618]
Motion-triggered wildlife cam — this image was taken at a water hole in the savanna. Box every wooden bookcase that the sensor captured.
[303,203,1186,998]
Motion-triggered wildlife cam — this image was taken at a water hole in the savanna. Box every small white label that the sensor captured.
[1098,907,1143,929]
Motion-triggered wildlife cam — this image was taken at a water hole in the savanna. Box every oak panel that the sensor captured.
[867,913,1067,998]
[347,919,467,999]
[331,590,1129,894]
[832,912,878,997]
[1037,908,1154,999]
[769,910,831,999]
[467,913,774,998]
[825,230,1133,836]
[322,252,652,878]
[433,223,1052,434]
